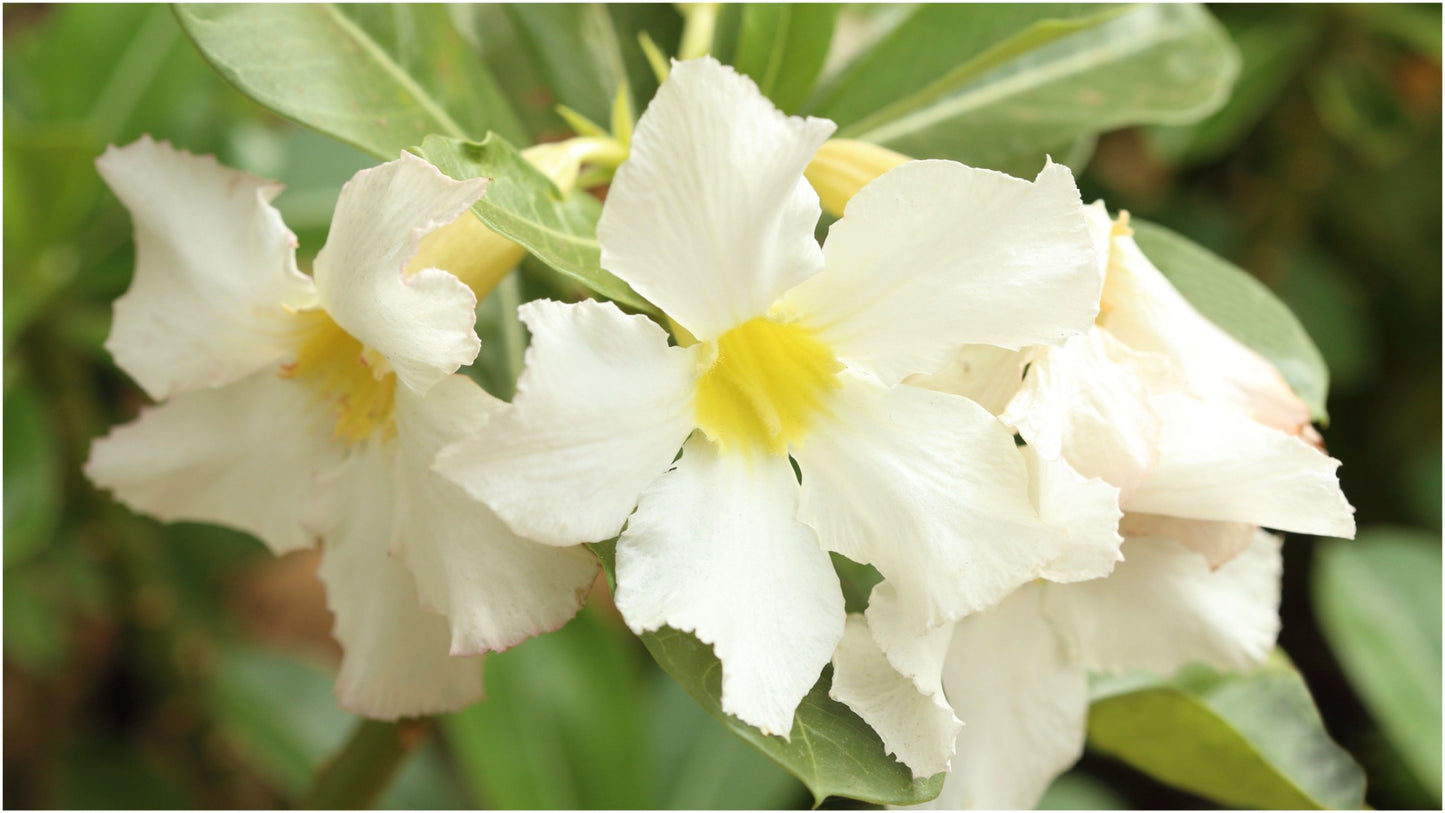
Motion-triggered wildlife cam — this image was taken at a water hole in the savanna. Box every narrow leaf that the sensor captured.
[590,540,942,807]
[415,134,653,314]
[1130,219,1331,422]
[174,4,525,159]
[1314,529,1442,800]
[1088,652,1367,810]
[732,4,840,114]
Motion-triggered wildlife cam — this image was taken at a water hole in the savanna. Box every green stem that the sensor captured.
[300,719,428,809]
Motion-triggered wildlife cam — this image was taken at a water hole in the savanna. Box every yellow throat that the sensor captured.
[694,316,841,456]
[280,311,397,443]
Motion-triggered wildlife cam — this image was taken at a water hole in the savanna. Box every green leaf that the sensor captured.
[1088,652,1367,810]
[441,608,651,809]
[813,4,1238,176]
[1148,8,1321,165]
[732,5,840,114]
[415,133,653,313]
[207,647,352,796]
[1129,219,1332,422]
[506,4,632,126]
[647,672,807,809]
[3,383,62,568]
[589,540,943,807]
[1313,528,1442,800]
[174,3,525,160]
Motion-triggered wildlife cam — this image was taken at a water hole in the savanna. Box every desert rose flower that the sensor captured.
[437,57,1118,737]
[831,203,1355,809]
[86,138,598,719]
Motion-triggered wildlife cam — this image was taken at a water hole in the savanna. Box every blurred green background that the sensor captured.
[4,4,1439,809]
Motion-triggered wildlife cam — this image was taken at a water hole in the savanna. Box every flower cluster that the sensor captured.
[87,57,1353,806]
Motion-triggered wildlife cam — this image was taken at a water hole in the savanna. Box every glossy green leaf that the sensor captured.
[590,540,942,807]
[415,133,653,313]
[1314,528,1442,800]
[506,5,632,126]
[174,3,525,160]
[732,5,840,114]
[1131,218,1331,422]
[1088,652,1367,810]
[814,4,1238,175]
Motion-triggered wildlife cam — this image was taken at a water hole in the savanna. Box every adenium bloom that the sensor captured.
[437,57,1117,737]
[831,202,1356,808]
[85,138,597,718]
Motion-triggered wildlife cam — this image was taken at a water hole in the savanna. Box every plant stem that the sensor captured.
[300,718,429,809]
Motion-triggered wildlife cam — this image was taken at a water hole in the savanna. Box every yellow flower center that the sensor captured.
[280,311,396,443]
[694,316,842,455]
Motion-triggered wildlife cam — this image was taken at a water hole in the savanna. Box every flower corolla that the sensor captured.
[437,57,1119,737]
[830,201,1356,808]
[85,138,598,719]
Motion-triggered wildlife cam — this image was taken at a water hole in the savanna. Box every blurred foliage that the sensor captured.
[3,3,1439,809]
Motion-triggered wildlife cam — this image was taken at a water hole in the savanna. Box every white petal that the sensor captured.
[95,137,315,400]
[903,343,1027,416]
[1120,512,1257,570]
[1100,217,1315,436]
[1024,446,1125,584]
[312,441,484,719]
[1128,394,1356,537]
[391,376,600,655]
[435,299,701,546]
[781,160,1100,386]
[597,57,835,339]
[84,371,341,555]
[614,436,845,738]
[793,373,1063,628]
[1003,329,1180,497]
[1046,531,1283,675]
[928,584,1088,810]
[314,152,486,395]
[829,615,960,778]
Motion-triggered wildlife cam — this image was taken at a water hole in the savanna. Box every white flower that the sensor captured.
[435,57,1113,737]
[84,138,598,719]
[832,203,1356,808]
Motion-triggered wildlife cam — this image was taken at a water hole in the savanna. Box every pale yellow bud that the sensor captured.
[405,212,527,300]
[805,139,911,217]
[405,142,587,299]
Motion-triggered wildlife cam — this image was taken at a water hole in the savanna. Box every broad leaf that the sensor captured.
[590,540,943,807]
[415,134,653,313]
[647,673,807,809]
[1131,219,1331,421]
[441,609,651,809]
[1148,7,1321,165]
[732,4,840,114]
[1088,652,1367,809]
[174,4,525,159]
[506,5,632,126]
[1314,529,1442,800]
[812,4,1238,175]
